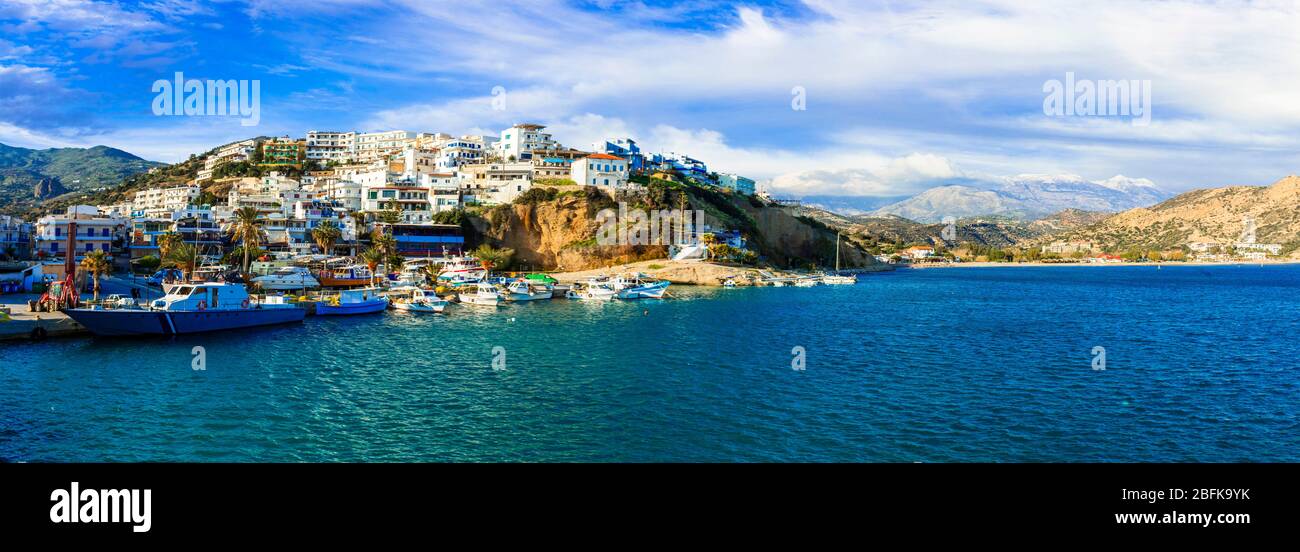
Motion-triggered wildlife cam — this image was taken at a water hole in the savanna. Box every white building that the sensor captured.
[362,183,432,223]
[571,154,632,194]
[355,130,416,162]
[495,123,557,161]
[435,138,488,171]
[35,206,124,260]
[305,131,356,163]
[131,185,200,218]
[198,139,257,181]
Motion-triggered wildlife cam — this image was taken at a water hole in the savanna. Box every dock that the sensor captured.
[0,301,89,341]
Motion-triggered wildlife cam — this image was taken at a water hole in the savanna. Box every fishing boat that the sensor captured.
[566,281,617,301]
[64,282,306,336]
[612,273,670,299]
[316,288,389,315]
[389,287,448,313]
[251,266,320,290]
[317,263,374,287]
[434,254,488,283]
[457,282,503,306]
[503,279,552,301]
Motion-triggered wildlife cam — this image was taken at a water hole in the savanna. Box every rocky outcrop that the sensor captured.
[33,177,65,199]
[473,185,888,272]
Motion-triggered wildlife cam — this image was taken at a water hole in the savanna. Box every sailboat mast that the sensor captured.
[835,231,841,272]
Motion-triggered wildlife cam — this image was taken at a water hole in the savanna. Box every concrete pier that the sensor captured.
[0,301,89,341]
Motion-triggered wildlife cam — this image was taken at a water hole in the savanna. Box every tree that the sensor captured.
[80,250,112,302]
[157,232,184,259]
[228,206,263,275]
[359,247,385,286]
[378,207,403,225]
[162,242,198,279]
[472,244,514,270]
[312,220,342,256]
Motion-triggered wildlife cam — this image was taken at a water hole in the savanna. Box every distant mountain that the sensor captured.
[1047,175,1300,255]
[797,194,910,216]
[795,207,1092,250]
[871,174,1171,222]
[0,143,162,211]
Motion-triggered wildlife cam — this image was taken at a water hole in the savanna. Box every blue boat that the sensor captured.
[315,288,389,315]
[65,282,306,336]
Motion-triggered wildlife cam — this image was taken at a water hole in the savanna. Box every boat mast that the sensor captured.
[835,231,841,273]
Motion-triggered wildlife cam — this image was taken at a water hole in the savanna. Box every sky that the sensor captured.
[3,0,1300,199]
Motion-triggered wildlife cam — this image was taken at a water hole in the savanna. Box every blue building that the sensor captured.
[593,138,644,173]
[391,223,465,257]
[716,173,756,195]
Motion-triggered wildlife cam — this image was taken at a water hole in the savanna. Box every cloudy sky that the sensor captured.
[2,0,1300,198]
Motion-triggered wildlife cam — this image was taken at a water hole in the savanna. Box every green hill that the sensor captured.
[0,142,163,212]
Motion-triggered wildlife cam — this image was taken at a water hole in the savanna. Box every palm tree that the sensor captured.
[359,247,385,286]
[80,250,112,302]
[312,220,342,256]
[228,207,263,275]
[157,232,184,259]
[163,242,198,280]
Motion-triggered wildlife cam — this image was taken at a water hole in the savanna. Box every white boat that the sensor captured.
[821,232,857,285]
[435,254,488,283]
[722,278,738,287]
[794,277,820,287]
[390,287,448,313]
[822,275,856,285]
[251,266,321,290]
[457,282,503,306]
[503,279,552,301]
[612,273,670,299]
[566,282,617,301]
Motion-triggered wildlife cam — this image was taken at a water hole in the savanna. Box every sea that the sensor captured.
[2,265,1298,462]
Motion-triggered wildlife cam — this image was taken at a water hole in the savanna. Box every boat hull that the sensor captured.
[315,299,389,315]
[616,281,670,299]
[65,307,306,336]
[393,300,446,313]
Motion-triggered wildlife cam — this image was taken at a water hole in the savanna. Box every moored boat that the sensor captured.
[316,288,389,315]
[252,266,321,290]
[317,263,374,288]
[457,282,503,306]
[566,281,617,301]
[389,287,448,313]
[612,273,670,299]
[64,282,306,336]
[503,279,552,301]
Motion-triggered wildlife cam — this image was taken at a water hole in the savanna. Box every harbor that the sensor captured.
[4,264,1298,462]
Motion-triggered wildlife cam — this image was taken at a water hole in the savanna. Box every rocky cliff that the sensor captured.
[470,184,887,271]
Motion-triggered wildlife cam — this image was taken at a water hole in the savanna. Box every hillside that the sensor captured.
[793,206,1105,249]
[1047,175,1300,255]
[470,183,888,271]
[871,174,1169,222]
[0,143,163,212]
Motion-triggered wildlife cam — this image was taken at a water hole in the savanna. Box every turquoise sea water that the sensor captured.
[2,265,1298,462]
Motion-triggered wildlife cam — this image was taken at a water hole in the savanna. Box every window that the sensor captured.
[101,244,109,252]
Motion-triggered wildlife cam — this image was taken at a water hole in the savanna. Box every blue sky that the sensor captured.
[3,0,1300,198]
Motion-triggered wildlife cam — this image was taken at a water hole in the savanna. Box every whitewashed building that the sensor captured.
[571,154,632,194]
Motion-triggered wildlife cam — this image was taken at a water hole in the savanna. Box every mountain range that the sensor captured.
[1044,175,1300,256]
[866,174,1171,222]
[0,143,162,212]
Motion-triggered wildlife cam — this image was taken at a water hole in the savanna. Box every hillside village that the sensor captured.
[0,123,830,280]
